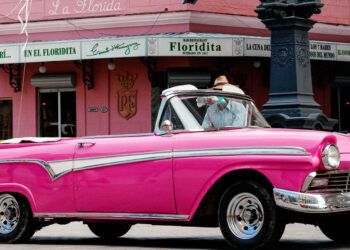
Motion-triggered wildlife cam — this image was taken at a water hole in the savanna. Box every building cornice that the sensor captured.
[0,11,349,43]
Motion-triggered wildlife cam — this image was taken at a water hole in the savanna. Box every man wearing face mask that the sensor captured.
[201,75,246,129]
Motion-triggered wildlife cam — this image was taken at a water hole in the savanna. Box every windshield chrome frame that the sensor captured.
[154,89,258,135]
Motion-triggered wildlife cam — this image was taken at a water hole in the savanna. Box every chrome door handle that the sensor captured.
[78,142,96,147]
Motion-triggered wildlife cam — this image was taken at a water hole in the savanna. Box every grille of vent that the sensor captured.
[307,171,350,193]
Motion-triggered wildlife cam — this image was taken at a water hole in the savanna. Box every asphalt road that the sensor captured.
[2,222,350,250]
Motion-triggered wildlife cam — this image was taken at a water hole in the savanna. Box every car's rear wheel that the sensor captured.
[218,180,285,249]
[0,193,35,243]
[319,217,350,242]
[88,223,132,240]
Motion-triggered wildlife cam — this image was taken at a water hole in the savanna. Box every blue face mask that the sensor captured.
[219,97,227,104]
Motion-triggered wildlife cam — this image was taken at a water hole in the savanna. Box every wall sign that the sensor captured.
[244,38,271,57]
[82,38,146,59]
[117,72,138,120]
[47,0,123,16]
[309,42,336,60]
[337,44,350,62]
[155,38,233,57]
[88,107,98,112]
[0,45,20,64]
[0,35,349,64]
[21,41,80,63]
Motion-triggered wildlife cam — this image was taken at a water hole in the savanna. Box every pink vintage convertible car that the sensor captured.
[0,85,350,249]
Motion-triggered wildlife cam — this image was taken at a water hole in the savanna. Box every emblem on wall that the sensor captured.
[117,72,138,120]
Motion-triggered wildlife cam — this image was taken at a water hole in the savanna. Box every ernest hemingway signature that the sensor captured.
[87,42,141,57]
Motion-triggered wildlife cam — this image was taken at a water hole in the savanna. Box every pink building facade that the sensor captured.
[0,0,349,138]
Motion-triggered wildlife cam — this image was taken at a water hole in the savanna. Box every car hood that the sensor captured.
[174,128,339,156]
[333,132,350,154]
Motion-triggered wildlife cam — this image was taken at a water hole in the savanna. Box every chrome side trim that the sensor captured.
[0,159,69,181]
[0,146,309,182]
[73,151,172,172]
[173,146,310,158]
[33,212,189,221]
[274,188,350,213]
[83,133,154,139]
[301,172,317,192]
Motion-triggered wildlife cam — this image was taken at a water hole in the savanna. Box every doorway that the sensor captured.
[331,86,350,132]
[0,100,12,139]
[38,89,76,137]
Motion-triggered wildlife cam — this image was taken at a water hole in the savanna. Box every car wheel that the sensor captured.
[88,223,132,240]
[0,193,35,243]
[218,180,285,249]
[319,218,350,242]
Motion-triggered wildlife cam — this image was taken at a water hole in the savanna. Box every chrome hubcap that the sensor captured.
[0,194,20,234]
[226,192,264,239]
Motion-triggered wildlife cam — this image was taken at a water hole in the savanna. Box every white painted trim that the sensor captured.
[0,12,192,35]
[0,11,348,38]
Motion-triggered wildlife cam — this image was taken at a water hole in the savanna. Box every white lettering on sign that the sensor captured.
[49,0,122,16]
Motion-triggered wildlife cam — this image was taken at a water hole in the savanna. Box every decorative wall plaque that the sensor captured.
[117,72,138,120]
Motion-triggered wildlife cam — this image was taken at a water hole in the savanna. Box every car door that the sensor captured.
[73,134,176,214]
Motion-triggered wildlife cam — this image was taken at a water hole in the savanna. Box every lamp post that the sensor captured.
[255,0,337,130]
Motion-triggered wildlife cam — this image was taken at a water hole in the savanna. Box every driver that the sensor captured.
[201,75,246,128]
[202,97,245,128]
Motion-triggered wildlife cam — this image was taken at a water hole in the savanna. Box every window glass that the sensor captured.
[159,94,269,131]
[39,90,76,137]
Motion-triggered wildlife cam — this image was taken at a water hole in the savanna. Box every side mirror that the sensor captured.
[161,120,173,134]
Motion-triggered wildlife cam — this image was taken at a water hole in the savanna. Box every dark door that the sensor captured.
[332,86,350,132]
[39,89,76,137]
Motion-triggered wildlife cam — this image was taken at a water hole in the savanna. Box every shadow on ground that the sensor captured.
[13,236,349,250]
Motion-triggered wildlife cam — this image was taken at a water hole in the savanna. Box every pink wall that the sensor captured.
[0,0,349,26]
[109,58,151,135]
[0,64,37,138]
[0,58,151,138]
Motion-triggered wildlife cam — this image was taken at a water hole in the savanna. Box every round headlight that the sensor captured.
[322,144,340,169]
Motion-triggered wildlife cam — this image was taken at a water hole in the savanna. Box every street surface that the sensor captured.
[2,222,350,250]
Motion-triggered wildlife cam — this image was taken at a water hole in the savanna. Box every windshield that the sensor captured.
[159,94,269,131]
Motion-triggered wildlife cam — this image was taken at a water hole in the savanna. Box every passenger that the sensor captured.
[202,75,246,128]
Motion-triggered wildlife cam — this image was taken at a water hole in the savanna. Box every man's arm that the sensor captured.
[202,108,211,128]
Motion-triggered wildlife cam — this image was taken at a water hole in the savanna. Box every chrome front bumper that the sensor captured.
[273,188,350,213]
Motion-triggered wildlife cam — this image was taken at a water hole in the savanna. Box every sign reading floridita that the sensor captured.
[155,38,233,57]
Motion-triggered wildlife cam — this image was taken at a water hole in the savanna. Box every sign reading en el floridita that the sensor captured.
[117,72,138,120]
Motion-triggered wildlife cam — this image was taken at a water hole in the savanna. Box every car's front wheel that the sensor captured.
[0,193,35,243]
[218,180,285,249]
[88,223,132,240]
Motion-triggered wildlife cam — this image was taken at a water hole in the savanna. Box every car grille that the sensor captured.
[307,171,350,193]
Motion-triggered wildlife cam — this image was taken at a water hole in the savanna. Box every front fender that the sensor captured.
[0,183,37,212]
[175,156,317,219]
